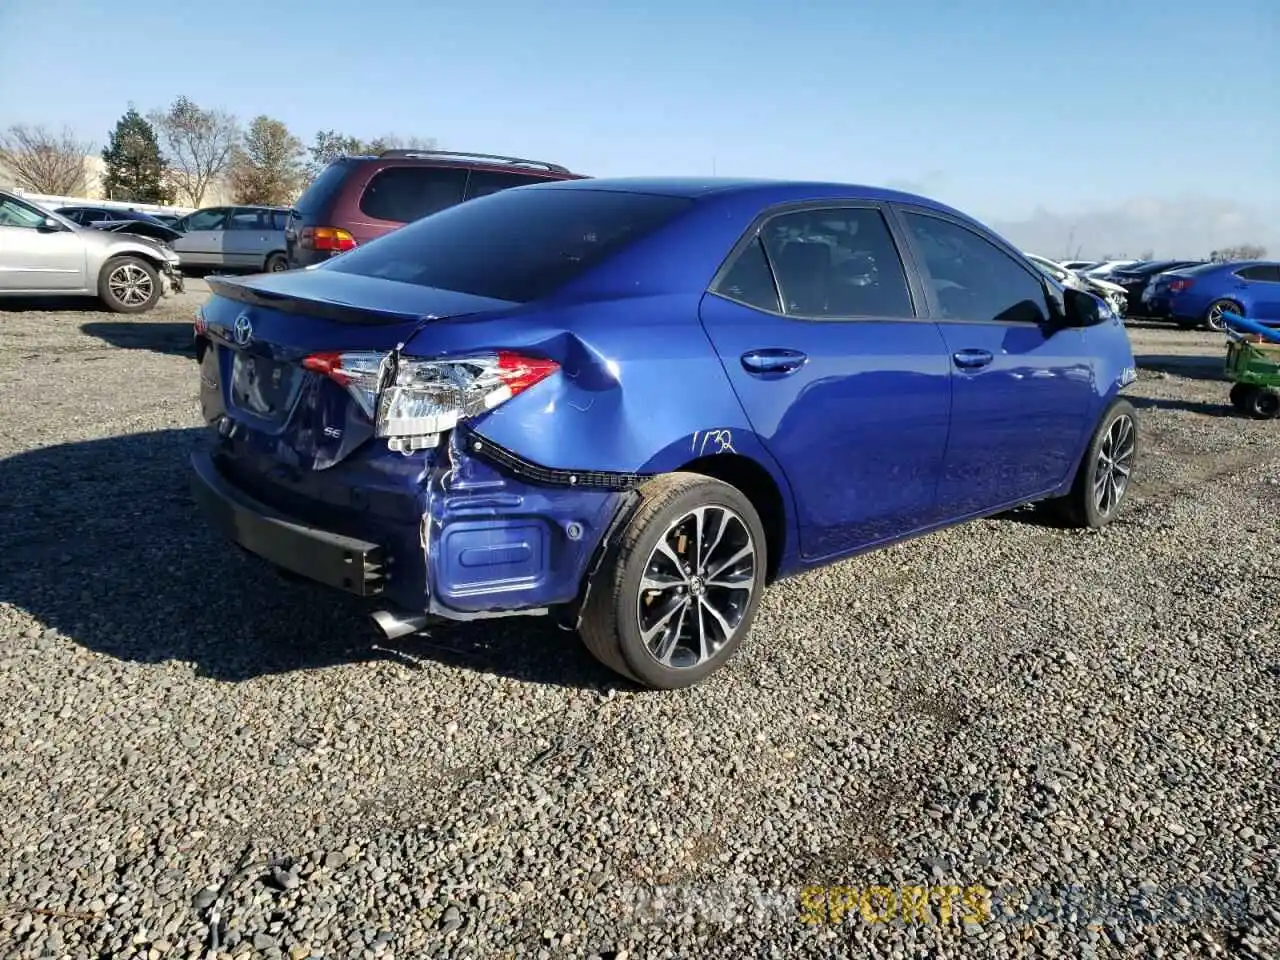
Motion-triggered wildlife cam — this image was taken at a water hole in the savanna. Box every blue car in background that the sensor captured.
[190,177,1139,688]
[1144,260,1280,330]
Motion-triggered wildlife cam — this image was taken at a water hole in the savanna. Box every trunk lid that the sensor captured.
[200,271,518,470]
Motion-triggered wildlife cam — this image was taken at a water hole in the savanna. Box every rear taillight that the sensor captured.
[194,305,208,336]
[299,225,357,252]
[302,350,559,453]
[1169,278,1195,293]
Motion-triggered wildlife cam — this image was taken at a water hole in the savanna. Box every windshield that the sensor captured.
[322,186,694,302]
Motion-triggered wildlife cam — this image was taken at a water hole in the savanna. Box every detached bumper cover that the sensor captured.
[190,448,388,596]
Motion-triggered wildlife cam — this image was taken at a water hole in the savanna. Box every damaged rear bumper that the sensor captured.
[190,430,635,624]
[191,448,388,596]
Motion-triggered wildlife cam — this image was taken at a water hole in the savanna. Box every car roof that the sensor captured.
[529,175,968,215]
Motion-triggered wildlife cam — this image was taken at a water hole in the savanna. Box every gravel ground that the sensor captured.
[0,293,1277,960]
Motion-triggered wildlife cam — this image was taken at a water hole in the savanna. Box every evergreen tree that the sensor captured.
[101,107,169,203]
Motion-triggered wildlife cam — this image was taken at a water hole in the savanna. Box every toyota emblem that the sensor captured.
[232,313,253,346]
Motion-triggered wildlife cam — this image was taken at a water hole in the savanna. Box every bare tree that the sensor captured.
[149,96,241,206]
[302,130,438,185]
[0,124,92,195]
[1209,244,1268,262]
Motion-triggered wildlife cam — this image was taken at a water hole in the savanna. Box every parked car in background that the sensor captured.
[1107,259,1205,315]
[1060,260,1099,271]
[191,177,1138,689]
[1082,260,1143,280]
[55,205,174,230]
[149,213,185,228]
[0,189,183,312]
[1025,253,1128,316]
[170,205,290,273]
[284,149,587,268]
[1144,260,1280,330]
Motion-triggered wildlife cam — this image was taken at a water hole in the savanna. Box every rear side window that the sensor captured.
[466,170,540,199]
[325,187,693,303]
[359,166,468,223]
[1236,265,1280,282]
[227,210,268,230]
[294,161,352,218]
[714,237,780,312]
[759,207,915,318]
[901,212,1048,323]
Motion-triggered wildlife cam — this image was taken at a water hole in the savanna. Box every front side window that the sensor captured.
[327,186,693,303]
[182,208,229,231]
[901,212,1048,323]
[0,198,48,228]
[757,207,915,318]
[359,166,468,222]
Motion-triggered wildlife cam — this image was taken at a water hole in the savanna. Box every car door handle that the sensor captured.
[741,348,808,375]
[952,349,994,369]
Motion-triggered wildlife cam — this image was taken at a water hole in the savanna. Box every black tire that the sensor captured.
[1205,299,1243,332]
[264,252,288,273]
[578,472,767,689]
[1247,388,1280,420]
[1229,383,1257,412]
[1050,398,1139,528]
[98,256,161,314]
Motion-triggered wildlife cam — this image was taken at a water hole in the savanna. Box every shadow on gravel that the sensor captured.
[1135,353,1227,382]
[1129,395,1237,418]
[81,321,195,358]
[0,428,618,691]
[0,295,107,313]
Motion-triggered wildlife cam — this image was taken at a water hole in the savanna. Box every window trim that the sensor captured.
[707,200,925,322]
[887,203,1058,326]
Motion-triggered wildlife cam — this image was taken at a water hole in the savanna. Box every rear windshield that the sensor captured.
[322,187,694,302]
[294,161,353,217]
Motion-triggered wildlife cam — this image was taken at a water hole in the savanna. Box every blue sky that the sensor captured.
[2,0,1277,255]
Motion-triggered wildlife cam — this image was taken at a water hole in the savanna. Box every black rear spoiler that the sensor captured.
[205,274,429,326]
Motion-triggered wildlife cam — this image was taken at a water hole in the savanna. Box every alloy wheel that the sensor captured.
[1207,301,1233,331]
[108,264,154,307]
[1093,414,1135,516]
[636,505,756,669]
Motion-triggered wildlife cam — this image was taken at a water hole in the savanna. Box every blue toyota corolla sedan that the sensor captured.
[191,177,1139,688]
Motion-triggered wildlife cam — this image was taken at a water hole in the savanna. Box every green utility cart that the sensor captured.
[1223,311,1280,420]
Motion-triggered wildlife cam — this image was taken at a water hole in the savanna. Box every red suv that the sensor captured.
[284,149,588,268]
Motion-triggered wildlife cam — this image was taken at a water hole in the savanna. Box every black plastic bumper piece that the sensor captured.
[190,449,388,596]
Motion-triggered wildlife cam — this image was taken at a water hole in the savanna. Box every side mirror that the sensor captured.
[37,217,66,233]
[1062,286,1108,327]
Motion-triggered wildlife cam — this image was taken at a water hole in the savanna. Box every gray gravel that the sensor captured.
[0,297,1277,960]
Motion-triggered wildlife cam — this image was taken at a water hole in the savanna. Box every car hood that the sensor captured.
[1083,276,1126,294]
[86,226,181,262]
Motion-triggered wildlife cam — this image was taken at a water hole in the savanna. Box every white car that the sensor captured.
[1025,253,1128,316]
[1083,259,1141,279]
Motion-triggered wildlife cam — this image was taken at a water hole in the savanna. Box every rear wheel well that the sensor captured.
[676,453,786,583]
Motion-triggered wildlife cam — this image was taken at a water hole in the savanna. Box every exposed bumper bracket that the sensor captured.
[190,448,388,596]
[464,430,654,492]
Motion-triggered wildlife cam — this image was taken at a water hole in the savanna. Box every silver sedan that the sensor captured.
[0,190,184,313]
